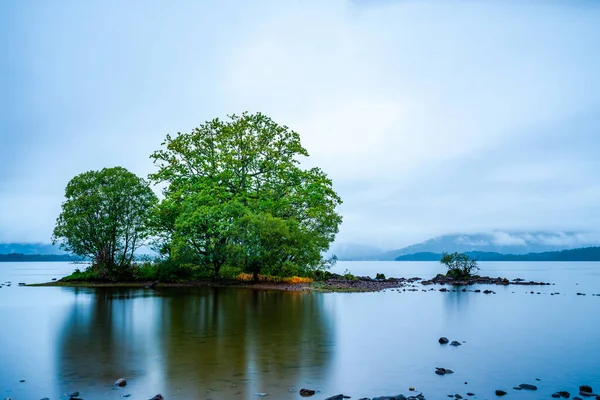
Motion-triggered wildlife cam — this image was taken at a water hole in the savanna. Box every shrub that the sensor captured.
[440,252,479,279]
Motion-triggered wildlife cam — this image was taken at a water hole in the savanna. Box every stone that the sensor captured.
[19,380,25,382]
[495,390,507,396]
[66,392,80,398]
[439,337,449,344]
[254,394,268,397]
[300,389,316,397]
[41,398,50,400]
[450,341,462,346]
[115,378,127,387]
[455,395,463,399]
[435,367,453,375]
[325,395,351,400]
[519,384,537,390]
[145,281,159,289]
[148,395,164,400]
[513,387,522,390]
[580,387,593,394]
[556,392,570,398]
[552,394,561,398]
[467,394,474,397]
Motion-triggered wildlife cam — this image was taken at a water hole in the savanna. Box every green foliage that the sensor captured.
[149,112,342,279]
[61,266,103,282]
[440,252,480,279]
[52,166,158,280]
[375,273,386,280]
[343,269,359,281]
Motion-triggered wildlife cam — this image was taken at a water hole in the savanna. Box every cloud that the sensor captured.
[1,0,600,247]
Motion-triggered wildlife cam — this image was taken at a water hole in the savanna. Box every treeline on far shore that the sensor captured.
[395,246,600,262]
[0,253,85,262]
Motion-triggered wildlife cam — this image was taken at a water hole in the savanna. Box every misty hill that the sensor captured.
[373,232,600,261]
[395,246,600,262]
[0,243,65,255]
[329,243,384,261]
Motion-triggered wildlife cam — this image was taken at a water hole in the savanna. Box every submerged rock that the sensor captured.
[439,337,449,344]
[435,367,454,375]
[299,389,316,397]
[450,341,462,346]
[145,281,159,289]
[495,390,507,396]
[518,384,537,390]
[325,395,351,400]
[115,378,127,387]
[148,395,164,400]
[580,386,593,394]
[552,391,570,398]
[66,391,80,398]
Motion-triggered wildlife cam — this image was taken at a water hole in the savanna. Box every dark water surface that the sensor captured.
[1,261,599,400]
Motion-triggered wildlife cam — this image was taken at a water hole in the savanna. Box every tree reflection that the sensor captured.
[56,287,334,399]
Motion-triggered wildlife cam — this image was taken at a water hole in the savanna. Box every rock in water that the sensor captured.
[148,395,164,400]
[519,384,537,390]
[439,337,449,344]
[115,378,127,387]
[450,341,462,346]
[553,392,570,398]
[300,389,316,397]
[495,390,507,396]
[580,386,593,394]
[325,395,351,400]
[66,391,80,398]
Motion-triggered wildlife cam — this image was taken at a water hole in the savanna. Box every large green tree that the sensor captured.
[150,112,342,278]
[52,166,158,279]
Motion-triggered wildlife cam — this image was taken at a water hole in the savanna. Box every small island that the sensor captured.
[39,114,549,293]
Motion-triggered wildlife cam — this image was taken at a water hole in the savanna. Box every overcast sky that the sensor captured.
[1,0,600,249]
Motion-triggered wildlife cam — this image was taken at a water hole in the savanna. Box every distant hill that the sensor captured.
[0,253,83,262]
[395,246,600,262]
[369,232,600,261]
[0,243,65,255]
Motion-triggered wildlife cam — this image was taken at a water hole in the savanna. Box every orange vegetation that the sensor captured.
[236,273,313,284]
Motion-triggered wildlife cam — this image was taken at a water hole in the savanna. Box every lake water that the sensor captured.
[1,261,599,400]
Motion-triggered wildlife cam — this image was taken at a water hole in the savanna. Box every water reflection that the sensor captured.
[57,287,334,399]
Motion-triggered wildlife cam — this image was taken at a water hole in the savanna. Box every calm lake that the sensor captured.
[1,261,599,400]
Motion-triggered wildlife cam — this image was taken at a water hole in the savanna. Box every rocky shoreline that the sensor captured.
[421,274,551,286]
[24,272,559,293]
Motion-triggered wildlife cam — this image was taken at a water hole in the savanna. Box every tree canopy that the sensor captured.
[149,112,342,279]
[440,252,480,279]
[52,166,158,279]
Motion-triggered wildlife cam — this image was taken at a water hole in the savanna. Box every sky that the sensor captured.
[1,0,600,250]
